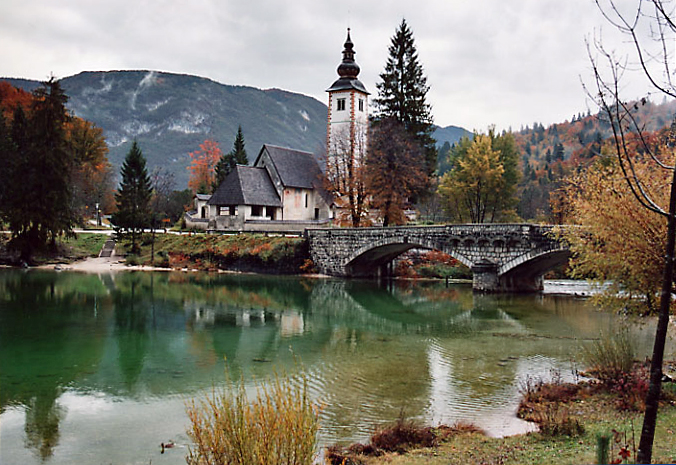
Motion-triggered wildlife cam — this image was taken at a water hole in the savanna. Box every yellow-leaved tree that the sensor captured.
[438,134,505,223]
[561,149,671,315]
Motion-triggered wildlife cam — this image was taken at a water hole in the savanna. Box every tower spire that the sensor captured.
[337,28,359,79]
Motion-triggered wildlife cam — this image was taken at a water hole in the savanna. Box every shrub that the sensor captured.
[370,415,438,453]
[612,363,650,411]
[325,416,483,464]
[581,327,636,386]
[533,403,585,437]
[185,371,319,465]
[125,254,140,266]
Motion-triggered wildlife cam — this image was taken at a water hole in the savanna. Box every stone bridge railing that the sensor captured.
[306,224,571,292]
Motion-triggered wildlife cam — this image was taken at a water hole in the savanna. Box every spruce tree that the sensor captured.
[112,141,152,254]
[2,79,76,260]
[0,112,14,215]
[374,19,437,175]
[31,78,77,247]
[214,125,248,190]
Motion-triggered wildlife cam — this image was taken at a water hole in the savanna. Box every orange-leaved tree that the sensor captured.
[187,139,222,194]
[560,148,670,315]
[585,1,676,460]
[65,117,114,221]
[365,118,428,227]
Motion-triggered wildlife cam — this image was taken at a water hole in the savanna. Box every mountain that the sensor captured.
[4,71,329,187]
[432,125,473,148]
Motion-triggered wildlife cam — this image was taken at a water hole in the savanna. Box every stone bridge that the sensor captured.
[306,224,570,292]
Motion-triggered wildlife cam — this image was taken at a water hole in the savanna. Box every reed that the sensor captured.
[581,327,636,386]
[186,371,319,465]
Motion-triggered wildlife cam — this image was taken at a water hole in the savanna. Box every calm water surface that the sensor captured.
[0,270,672,465]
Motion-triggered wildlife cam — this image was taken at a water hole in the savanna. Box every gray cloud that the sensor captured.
[0,0,649,130]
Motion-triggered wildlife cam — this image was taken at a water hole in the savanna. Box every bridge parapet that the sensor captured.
[306,224,569,292]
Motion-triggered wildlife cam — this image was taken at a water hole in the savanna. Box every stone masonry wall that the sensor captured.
[307,224,565,278]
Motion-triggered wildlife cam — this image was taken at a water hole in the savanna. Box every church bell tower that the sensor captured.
[326,29,369,164]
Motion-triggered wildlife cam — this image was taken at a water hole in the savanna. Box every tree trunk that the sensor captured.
[636,162,676,463]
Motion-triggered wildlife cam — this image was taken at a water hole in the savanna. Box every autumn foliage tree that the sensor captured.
[365,118,428,226]
[65,117,114,220]
[561,153,670,314]
[187,139,222,194]
[0,80,114,234]
[582,1,676,461]
[438,130,519,223]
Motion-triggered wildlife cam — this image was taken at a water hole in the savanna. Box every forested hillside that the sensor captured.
[509,99,675,220]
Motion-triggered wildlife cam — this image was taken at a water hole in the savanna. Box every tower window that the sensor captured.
[359,99,364,112]
[337,98,346,111]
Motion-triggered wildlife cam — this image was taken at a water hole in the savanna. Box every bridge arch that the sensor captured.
[344,237,473,277]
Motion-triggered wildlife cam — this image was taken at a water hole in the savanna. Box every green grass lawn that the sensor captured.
[62,233,109,259]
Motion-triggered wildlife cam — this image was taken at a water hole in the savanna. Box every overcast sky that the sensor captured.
[0,0,656,131]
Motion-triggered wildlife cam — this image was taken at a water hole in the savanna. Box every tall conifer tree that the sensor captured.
[374,19,437,175]
[112,141,152,254]
[1,78,76,259]
[214,125,248,190]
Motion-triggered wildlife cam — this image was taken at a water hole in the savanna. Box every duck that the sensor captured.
[160,441,175,454]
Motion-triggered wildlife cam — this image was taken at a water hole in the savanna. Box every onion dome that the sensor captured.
[327,28,369,94]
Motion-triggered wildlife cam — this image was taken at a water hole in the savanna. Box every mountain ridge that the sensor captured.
[3,70,471,187]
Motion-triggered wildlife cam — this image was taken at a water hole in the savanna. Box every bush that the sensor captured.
[185,371,319,465]
[325,416,483,464]
[125,254,140,266]
[581,327,636,386]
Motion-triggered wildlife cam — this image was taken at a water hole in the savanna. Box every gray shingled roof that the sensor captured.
[326,77,369,94]
[256,145,323,189]
[208,165,282,207]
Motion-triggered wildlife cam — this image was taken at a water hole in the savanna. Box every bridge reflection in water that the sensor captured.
[307,224,571,292]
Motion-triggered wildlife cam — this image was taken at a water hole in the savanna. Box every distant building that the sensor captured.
[186,145,331,232]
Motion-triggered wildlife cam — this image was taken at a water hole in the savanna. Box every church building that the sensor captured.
[186,29,367,233]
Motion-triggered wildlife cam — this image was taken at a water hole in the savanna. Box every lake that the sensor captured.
[0,269,671,464]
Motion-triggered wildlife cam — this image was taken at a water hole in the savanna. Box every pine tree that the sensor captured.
[373,19,437,175]
[214,126,248,190]
[112,141,152,254]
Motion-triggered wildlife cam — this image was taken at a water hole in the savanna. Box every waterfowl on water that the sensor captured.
[160,441,175,454]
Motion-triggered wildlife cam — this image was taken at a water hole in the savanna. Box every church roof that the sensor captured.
[208,165,282,207]
[255,144,324,190]
[326,29,369,95]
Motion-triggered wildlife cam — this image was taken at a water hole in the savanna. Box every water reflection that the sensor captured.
[0,270,673,464]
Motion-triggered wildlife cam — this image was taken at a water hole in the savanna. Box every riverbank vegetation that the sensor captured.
[119,233,310,274]
[0,232,107,265]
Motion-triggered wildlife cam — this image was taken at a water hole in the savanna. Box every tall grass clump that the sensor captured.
[185,371,319,465]
[581,327,636,386]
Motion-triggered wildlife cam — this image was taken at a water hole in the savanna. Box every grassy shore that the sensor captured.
[0,232,108,265]
[328,376,676,465]
[119,232,311,274]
